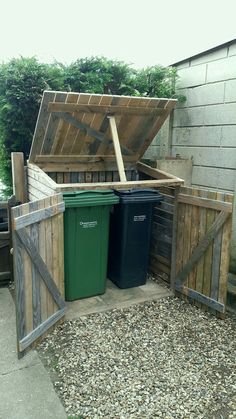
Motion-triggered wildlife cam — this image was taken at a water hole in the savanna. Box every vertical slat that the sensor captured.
[170,187,179,290]
[22,203,33,334]
[57,196,65,297]
[63,172,70,183]
[11,152,27,203]
[182,197,192,292]
[78,173,85,183]
[188,188,200,292]
[51,195,60,313]
[175,203,185,277]
[43,197,53,318]
[71,173,78,183]
[99,171,106,182]
[210,192,224,301]
[195,189,208,299]
[92,172,99,182]
[202,191,217,300]
[38,197,47,322]
[57,173,64,184]
[85,172,92,183]
[218,194,233,310]
[31,200,41,328]
[12,205,26,357]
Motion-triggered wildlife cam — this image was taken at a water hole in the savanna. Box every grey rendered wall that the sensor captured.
[171,41,236,271]
[172,43,236,192]
[146,41,236,271]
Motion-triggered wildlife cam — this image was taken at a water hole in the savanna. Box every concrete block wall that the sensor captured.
[172,40,236,272]
[146,39,236,271]
[172,42,236,192]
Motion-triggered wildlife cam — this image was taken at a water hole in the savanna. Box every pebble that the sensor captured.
[38,295,236,418]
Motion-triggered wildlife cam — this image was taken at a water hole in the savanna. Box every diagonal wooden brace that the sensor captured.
[175,210,230,286]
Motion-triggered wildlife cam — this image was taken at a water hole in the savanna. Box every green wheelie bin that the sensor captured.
[63,190,119,301]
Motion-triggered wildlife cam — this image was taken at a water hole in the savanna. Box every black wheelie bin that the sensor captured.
[108,188,162,288]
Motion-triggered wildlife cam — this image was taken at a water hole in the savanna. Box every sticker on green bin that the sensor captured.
[80,220,98,229]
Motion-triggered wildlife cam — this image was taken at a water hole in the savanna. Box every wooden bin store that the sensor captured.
[11,91,233,357]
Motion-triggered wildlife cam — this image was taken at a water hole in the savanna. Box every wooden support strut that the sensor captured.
[108,116,127,182]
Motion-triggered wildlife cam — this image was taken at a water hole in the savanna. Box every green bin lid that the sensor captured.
[63,190,119,208]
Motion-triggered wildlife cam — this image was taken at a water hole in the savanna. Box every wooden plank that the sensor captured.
[41,92,67,154]
[35,154,137,163]
[170,187,179,290]
[38,161,135,173]
[137,100,176,159]
[12,205,26,357]
[178,193,232,212]
[175,284,225,313]
[72,94,99,155]
[19,307,66,352]
[56,196,64,297]
[30,200,41,329]
[137,162,183,182]
[176,211,230,285]
[210,192,224,301]
[202,191,216,300]
[27,176,56,197]
[38,198,47,323]
[13,202,65,230]
[21,203,33,335]
[61,93,80,154]
[0,271,11,280]
[57,178,183,191]
[48,102,169,116]
[27,163,58,188]
[218,194,233,306]
[108,116,127,182]
[188,188,200,291]
[11,152,26,203]
[0,231,10,240]
[53,112,133,156]
[15,228,65,309]
[195,189,207,297]
[29,91,56,162]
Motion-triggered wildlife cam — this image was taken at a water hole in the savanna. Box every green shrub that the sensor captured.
[0,56,182,197]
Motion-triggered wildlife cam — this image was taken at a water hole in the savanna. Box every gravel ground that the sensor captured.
[38,297,236,419]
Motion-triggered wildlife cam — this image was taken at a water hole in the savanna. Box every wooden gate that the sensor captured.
[12,194,66,357]
[171,186,233,315]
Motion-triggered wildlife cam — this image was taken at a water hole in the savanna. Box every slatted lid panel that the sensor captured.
[29,91,177,164]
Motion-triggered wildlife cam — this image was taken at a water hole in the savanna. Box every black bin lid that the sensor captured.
[114,188,162,204]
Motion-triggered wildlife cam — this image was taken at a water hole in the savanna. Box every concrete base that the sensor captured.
[66,278,172,319]
[0,288,67,419]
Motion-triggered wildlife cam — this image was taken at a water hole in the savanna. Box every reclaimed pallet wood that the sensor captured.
[171,186,233,315]
[12,194,66,357]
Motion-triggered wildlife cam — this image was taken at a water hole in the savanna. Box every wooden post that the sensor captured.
[108,116,127,182]
[11,152,26,203]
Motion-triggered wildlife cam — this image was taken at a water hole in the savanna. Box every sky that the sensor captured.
[0,0,236,68]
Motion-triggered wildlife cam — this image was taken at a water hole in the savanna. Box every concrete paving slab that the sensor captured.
[66,279,172,319]
[0,288,67,419]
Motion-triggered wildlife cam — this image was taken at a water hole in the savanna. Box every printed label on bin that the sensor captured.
[133,215,146,222]
[80,221,98,229]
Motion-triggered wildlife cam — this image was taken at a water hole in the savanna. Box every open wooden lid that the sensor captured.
[29,91,177,166]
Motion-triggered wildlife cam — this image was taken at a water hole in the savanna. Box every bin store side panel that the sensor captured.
[64,205,110,300]
[108,202,154,288]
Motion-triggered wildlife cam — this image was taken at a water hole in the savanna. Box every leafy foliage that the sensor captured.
[0,56,182,196]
